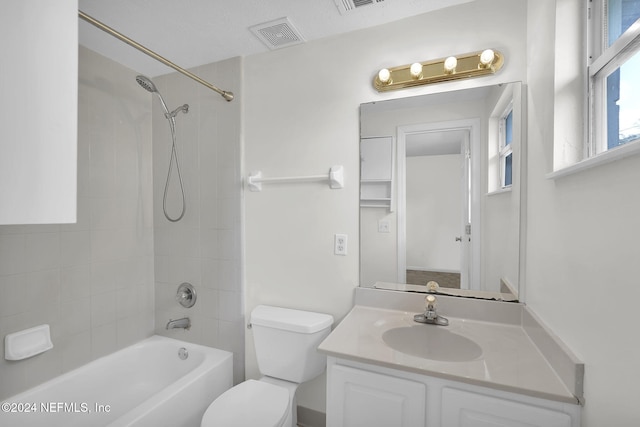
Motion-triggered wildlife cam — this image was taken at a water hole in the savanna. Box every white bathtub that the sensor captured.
[0,335,233,427]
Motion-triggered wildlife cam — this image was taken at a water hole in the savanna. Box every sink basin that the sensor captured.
[382,325,482,362]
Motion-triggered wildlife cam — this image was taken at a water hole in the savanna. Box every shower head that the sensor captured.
[135,75,158,93]
[136,75,170,116]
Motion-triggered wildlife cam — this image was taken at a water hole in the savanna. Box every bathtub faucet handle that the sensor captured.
[176,283,196,308]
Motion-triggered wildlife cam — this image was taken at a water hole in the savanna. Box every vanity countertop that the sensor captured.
[318,304,580,405]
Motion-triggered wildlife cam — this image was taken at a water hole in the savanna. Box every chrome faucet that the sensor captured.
[166,317,191,330]
[414,295,449,326]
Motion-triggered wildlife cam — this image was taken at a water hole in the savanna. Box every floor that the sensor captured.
[406,269,461,289]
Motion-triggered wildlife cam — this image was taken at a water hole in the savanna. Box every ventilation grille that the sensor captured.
[250,17,305,50]
[334,0,386,14]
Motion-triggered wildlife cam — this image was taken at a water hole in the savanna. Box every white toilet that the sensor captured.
[201,305,334,427]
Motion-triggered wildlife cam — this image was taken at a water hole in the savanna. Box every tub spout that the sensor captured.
[166,317,191,330]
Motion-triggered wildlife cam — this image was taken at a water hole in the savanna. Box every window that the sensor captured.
[487,84,517,192]
[589,0,640,156]
[499,106,513,188]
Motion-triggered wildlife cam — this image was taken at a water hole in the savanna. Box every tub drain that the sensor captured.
[178,347,188,360]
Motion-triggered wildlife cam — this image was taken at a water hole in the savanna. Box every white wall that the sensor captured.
[0,47,154,400]
[244,0,527,412]
[527,1,640,424]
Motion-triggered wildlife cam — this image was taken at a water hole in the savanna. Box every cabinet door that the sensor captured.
[361,137,393,181]
[328,364,426,427]
[441,388,573,427]
[0,0,78,224]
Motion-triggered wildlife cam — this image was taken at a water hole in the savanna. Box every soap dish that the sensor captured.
[4,324,53,361]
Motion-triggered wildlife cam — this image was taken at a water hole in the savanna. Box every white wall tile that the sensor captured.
[25,269,61,313]
[217,229,238,261]
[168,256,202,285]
[91,291,117,327]
[23,346,61,390]
[117,315,144,349]
[91,321,117,359]
[201,258,219,289]
[199,316,219,348]
[59,298,91,336]
[59,231,91,267]
[25,232,60,272]
[116,286,139,319]
[0,274,28,316]
[90,261,118,294]
[0,234,26,275]
[200,228,219,259]
[91,197,121,230]
[60,331,91,373]
[218,260,239,292]
[218,290,241,322]
[195,287,219,318]
[60,265,91,301]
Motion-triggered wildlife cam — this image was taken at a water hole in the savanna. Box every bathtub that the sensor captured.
[0,335,233,427]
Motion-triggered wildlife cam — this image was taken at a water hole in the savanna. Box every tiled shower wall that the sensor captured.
[0,47,155,400]
[0,48,243,400]
[152,58,244,384]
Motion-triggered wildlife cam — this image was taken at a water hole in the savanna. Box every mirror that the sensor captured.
[359,82,524,301]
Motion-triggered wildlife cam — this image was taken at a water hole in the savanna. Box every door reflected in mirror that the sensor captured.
[360,82,524,301]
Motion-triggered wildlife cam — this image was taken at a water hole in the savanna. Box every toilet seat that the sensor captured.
[201,379,289,427]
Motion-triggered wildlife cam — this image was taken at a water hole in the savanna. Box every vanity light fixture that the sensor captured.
[378,68,392,84]
[409,62,423,79]
[373,48,504,92]
[479,48,496,67]
[443,56,457,74]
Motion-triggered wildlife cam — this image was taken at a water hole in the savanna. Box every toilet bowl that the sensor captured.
[201,305,333,427]
[201,380,289,427]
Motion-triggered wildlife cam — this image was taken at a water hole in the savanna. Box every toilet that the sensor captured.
[201,305,334,427]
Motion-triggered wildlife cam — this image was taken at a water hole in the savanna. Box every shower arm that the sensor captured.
[78,10,234,102]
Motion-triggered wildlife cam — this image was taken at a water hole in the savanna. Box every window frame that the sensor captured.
[588,0,640,157]
[498,103,514,189]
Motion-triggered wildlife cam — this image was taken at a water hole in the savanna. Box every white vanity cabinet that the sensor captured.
[326,357,580,427]
[328,363,426,427]
[441,388,574,427]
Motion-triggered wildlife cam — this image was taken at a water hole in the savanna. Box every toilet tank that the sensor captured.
[250,305,334,383]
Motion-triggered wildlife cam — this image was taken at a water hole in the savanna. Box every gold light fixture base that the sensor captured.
[373,49,504,92]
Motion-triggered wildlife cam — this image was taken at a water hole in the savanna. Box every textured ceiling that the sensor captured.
[78,0,473,77]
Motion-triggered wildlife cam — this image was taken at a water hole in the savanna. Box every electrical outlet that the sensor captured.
[334,234,347,255]
[378,220,390,233]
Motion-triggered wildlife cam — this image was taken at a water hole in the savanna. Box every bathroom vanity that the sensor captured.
[318,288,583,427]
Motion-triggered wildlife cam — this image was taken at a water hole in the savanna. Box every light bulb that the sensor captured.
[378,68,391,84]
[409,62,423,79]
[443,56,457,73]
[480,49,495,66]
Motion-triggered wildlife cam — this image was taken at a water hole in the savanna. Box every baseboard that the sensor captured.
[297,405,326,427]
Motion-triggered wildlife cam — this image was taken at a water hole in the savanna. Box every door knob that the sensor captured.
[455,236,462,242]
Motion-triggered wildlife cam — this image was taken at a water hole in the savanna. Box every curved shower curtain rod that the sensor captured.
[78,10,234,102]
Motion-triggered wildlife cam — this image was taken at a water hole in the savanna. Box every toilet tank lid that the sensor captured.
[251,305,334,334]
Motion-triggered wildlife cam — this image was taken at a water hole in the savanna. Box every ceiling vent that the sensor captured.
[334,0,386,14]
[250,17,305,50]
